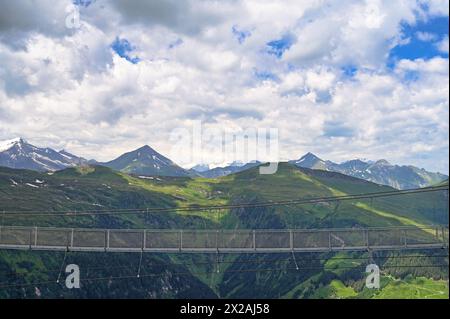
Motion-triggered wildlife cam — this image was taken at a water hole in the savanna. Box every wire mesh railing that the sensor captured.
[0,225,447,253]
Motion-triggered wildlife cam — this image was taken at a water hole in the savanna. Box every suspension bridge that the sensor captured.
[0,186,448,292]
[0,225,447,253]
[0,185,448,254]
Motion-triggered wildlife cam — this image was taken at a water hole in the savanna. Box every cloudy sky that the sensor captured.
[0,0,448,173]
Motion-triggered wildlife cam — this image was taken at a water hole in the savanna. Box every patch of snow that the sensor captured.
[138,176,154,179]
[0,138,22,152]
[32,153,66,166]
[152,155,170,165]
[25,183,39,188]
[10,179,18,185]
[35,179,44,184]
[59,153,72,160]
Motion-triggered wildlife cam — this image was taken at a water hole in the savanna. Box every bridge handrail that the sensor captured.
[0,224,447,233]
[0,224,447,254]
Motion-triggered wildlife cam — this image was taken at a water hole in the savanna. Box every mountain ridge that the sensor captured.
[100,145,192,177]
[197,160,262,178]
[0,138,447,188]
[0,137,88,171]
[290,153,448,190]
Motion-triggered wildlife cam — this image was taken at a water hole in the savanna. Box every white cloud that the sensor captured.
[436,35,449,53]
[0,0,448,174]
[396,57,449,74]
[0,0,75,48]
[416,31,438,41]
[420,0,450,16]
[283,0,419,68]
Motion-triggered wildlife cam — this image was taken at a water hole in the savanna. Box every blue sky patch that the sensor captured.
[341,65,358,78]
[389,16,449,64]
[266,34,295,58]
[111,37,140,64]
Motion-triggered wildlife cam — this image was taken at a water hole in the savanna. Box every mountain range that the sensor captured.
[0,138,88,171]
[0,137,447,189]
[289,152,448,190]
[192,161,262,178]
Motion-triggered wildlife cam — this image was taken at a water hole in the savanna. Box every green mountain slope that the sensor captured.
[0,163,448,298]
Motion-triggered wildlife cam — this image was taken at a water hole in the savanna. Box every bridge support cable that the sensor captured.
[2,261,448,291]
[216,252,221,274]
[0,254,447,281]
[216,230,220,273]
[137,250,144,278]
[56,249,69,284]
[291,252,299,271]
[289,230,299,270]
[0,253,449,291]
[137,229,146,278]
[56,231,73,283]
[1,185,448,218]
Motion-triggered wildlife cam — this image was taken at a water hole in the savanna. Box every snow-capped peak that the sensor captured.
[0,137,26,152]
[0,138,88,171]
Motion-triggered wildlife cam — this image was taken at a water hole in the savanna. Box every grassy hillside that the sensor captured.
[0,163,448,298]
